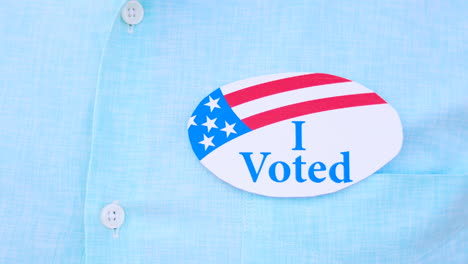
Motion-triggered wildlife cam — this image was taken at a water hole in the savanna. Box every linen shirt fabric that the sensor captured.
[0,0,467,263]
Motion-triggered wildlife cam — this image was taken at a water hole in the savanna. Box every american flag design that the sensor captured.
[188,73,387,160]
[187,73,402,197]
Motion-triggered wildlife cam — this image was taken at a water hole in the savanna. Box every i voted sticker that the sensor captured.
[187,73,403,197]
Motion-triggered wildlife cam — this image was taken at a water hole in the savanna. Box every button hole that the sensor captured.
[113,228,119,238]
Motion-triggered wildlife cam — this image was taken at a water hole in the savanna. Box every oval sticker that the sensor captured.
[187,73,403,197]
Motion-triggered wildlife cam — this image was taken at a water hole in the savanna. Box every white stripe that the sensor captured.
[220,72,310,95]
[232,82,373,119]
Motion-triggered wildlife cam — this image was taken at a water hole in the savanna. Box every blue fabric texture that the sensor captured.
[0,0,466,263]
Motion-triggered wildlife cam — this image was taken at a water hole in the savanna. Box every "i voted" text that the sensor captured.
[239,121,352,183]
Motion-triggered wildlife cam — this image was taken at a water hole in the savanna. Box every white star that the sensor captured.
[187,115,197,129]
[202,116,218,132]
[220,121,237,137]
[204,96,221,112]
[199,134,215,150]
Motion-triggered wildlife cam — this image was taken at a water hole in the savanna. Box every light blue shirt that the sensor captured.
[0,0,466,263]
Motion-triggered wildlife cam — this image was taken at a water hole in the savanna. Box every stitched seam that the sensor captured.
[82,2,127,263]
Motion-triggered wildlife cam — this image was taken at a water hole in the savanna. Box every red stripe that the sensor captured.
[242,93,387,130]
[224,73,350,107]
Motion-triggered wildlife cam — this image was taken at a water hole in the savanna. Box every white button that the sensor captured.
[100,201,125,230]
[121,0,144,26]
